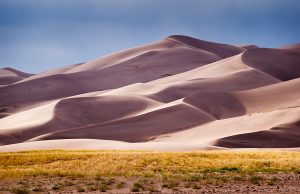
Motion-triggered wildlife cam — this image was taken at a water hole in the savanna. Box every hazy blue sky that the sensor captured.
[1,0,300,73]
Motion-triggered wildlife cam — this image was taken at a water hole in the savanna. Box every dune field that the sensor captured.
[0,35,299,151]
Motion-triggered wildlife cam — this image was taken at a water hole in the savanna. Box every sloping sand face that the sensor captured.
[0,35,299,151]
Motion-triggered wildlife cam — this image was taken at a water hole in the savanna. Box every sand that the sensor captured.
[0,35,299,151]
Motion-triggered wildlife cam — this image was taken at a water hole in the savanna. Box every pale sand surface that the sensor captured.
[0,139,222,152]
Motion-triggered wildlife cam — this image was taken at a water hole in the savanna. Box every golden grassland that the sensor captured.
[1,150,300,180]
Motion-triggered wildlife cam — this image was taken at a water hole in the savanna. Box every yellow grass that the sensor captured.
[0,150,300,180]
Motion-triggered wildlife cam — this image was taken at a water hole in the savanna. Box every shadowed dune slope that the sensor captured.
[167,35,245,58]
[31,102,215,143]
[241,48,300,81]
[0,68,34,117]
[183,92,246,120]
[215,120,300,148]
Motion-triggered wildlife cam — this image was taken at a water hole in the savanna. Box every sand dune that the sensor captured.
[0,38,226,112]
[103,69,279,103]
[154,107,300,145]
[0,95,161,145]
[167,35,245,58]
[154,79,300,145]
[238,45,259,49]
[148,50,283,85]
[280,43,300,49]
[183,78,300,119]
[233,78,300,113]
[215,120,300,148]
[0,68,34,118]
[150,69,279,103]
[0,67,281,144]
[241,48,300,81]
[0,35,299,151]
[0,67,33,86]
[30,102,215,143]
[18,63,83,83]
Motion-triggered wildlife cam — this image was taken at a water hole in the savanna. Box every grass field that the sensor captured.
[1,150,300,193]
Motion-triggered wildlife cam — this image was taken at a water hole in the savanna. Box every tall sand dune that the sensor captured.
[0,37,228,111]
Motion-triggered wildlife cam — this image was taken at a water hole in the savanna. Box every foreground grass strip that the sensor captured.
[0,150,300,180]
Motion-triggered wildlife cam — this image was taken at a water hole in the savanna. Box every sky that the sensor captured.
[0,0,300,73]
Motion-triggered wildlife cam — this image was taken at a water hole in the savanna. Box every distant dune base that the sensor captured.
[0,35,299,151]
